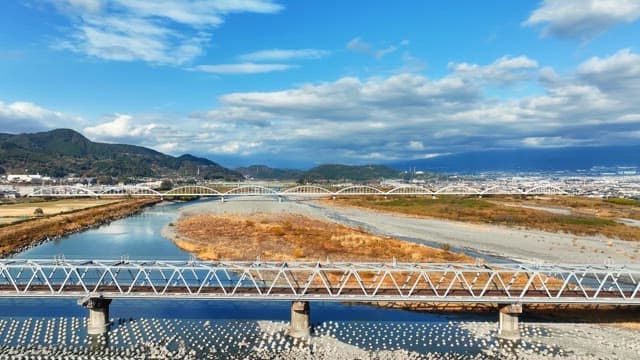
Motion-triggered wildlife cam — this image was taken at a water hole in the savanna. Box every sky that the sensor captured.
[1,0,639,168]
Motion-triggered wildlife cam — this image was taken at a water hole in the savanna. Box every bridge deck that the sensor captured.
[1,260,638,304]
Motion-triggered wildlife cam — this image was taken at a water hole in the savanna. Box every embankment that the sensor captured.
[0,198,160,257]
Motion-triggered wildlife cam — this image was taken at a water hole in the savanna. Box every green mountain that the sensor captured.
[299,164,401,182]
[0,129,241,180]
[236,165,303,180]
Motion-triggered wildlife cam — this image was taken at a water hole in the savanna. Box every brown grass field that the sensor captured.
[327,196,640,241]
[174,212,468,262]
[0,199,121,223]
[172,211,640,324]
[173,212,565,291]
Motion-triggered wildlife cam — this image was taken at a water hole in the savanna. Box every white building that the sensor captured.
[7,174,51,183]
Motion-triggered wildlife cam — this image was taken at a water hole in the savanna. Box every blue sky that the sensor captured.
[1,0,639,168]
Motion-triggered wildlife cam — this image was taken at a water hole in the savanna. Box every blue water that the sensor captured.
[0,199,572,358]
[4,199,484,324]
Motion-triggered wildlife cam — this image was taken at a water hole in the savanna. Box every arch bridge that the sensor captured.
[26,183,581,199]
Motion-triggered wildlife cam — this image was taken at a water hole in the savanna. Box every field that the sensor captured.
[0,199,121,225]
[172,211,569,311]
[327,196,640,241]
[174,212,468,262]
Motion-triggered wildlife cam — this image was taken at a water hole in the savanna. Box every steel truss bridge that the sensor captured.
[1,259,638,305]
[27,183,594,198]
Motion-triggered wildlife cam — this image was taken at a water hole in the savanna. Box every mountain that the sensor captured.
[389,145,640,174]
[299,164,401,182]
[0,129,241,180]
[236,165,303,180]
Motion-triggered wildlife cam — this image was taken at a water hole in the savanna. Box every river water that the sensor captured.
[0,200,563,358]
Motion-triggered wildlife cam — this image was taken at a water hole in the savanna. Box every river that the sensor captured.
[1,199,528,358]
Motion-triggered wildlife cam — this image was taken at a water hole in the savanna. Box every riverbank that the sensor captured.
[166,199,640,264]
[327,196,640,241]
[171,211,469,262]
[0,198,161,257]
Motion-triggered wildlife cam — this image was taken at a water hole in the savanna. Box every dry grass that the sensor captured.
[175,212,468,263]
[328,196,640,241]
[0,199,121,224]
[495,196,640,221]
[173,213,564,290]
[0,198,159,256]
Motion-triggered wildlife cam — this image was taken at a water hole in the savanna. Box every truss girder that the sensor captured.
[0,260,638,304]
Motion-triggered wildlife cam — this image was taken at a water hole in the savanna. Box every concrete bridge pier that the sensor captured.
[288,301,310,338]
[79,296,112,335]
[498,303,522,340]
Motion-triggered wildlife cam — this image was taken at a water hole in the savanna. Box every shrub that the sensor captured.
[33,208,44,217]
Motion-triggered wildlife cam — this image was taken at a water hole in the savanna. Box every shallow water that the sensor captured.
[0,200,576,358]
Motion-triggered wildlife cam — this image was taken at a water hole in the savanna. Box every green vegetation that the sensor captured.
[0,129,242,180]
[605,198,640,206]
[552,216,616,226]
[333,196,640,241]
[236,165,303,180]
[238,163,406,182]
[298,164,401,182]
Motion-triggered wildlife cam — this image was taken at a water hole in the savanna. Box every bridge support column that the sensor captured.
[288,301,310,338]
[79,297,112,335]
[498,304,522,340]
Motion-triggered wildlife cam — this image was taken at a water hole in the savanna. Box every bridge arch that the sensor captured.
[435,184,481,195]
[163,186,221,196]
[480,185,525,195]
[224,185,278,196]
[524,184,568,195]
[28,185,98,197]
[386,185,434,195]
[281,185,333,196]
[99,186,161,197]
[335,185,384,195]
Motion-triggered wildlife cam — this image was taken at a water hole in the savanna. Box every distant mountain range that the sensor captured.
[237,164,401,181]
[4,129,635,182]
[235,165,304,180]
[389,145,640,174]
[0,129,242,180]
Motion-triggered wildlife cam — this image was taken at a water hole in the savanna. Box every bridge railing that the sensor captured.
[0,260,638,304]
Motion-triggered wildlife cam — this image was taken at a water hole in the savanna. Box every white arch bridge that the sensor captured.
[1,259,638,338]
[27,183,575,198]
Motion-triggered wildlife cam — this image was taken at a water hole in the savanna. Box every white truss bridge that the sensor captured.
[27,183,586,198]
[1,259,639,305]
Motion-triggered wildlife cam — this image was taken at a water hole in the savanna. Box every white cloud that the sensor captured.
[449,55,539,83]
[239,48,329,62]
[524,0,640,40]
[346,37,398,59]
[83,114,159,139]
[192,63,294,74]
[521,136,586,148]
[0,100,80,133]
[185,50,640,162]
[577,48,640,97]
[154,142,180,154]
[8,50,640,165]
[210,141,262,155]
[47,0,283,65]
[408,141,424,150]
